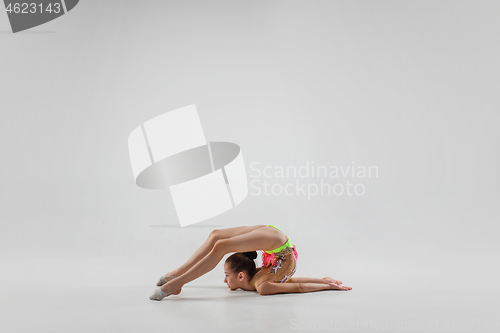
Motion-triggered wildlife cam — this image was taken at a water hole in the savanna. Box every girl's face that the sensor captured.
[223,263,241,290]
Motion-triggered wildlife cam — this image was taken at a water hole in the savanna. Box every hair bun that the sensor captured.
[243,251,257,260]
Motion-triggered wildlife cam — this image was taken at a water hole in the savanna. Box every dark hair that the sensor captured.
[225,251,257,280]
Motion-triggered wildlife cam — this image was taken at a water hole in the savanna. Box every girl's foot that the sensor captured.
[328,283,352,291]
[322,277,343,285]
[156,274,178,286]
[161,283,181,296]
[149,283,182,301]
[149,286,181,301]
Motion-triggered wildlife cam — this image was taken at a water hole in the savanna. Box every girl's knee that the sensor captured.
[212,239,229,254]
[209,229,221,241]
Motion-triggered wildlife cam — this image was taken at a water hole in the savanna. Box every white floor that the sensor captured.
[2,254,499,333]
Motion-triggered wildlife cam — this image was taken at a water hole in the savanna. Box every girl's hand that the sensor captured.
[329,283,352,291]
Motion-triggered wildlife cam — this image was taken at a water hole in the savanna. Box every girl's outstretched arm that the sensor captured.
[287,277,343,285]
[257,281,352,295]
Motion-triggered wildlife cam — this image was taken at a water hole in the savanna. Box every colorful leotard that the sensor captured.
[261,224,298,268]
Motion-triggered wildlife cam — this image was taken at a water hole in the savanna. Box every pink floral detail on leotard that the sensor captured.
[261,244,298,268]
[261,251,274,268]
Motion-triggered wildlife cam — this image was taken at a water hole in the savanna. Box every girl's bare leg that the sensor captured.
[160,227,280,295]
[163,225,266,278]
[287,277,343,285]
[163,233,216,278]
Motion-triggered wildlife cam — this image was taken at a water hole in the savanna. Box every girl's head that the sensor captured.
[224,251,257,290]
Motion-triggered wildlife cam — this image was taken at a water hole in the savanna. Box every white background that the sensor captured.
[1,1,499,332]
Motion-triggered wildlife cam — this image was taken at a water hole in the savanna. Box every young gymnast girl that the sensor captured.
[150,224,352,300]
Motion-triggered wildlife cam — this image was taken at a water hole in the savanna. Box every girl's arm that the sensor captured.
[257,281,351,295]
[287,276,343,285]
